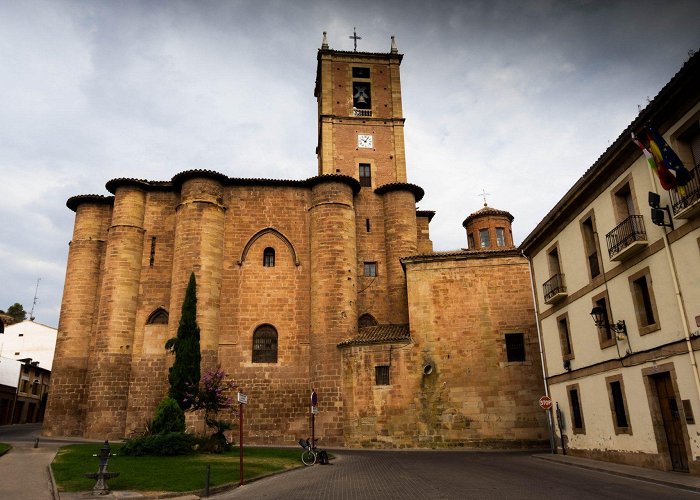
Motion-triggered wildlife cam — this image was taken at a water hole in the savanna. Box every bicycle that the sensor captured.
[298,437,317,466]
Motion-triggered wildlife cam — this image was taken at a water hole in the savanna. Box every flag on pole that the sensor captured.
[631,132,677,190]
[648,127,692,187]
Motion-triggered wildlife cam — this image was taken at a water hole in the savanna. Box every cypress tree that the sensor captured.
[165,272,201,410]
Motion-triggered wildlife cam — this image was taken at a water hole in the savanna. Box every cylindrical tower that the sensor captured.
[463,204,515,251]
[378,183,423,324]
[43,196,112,437]
[169,171,227,375]
[309,175,358,445]
[84,181,148,439]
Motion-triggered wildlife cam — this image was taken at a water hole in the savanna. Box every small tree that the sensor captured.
[187,369,237,452]
[150,397,186,434]
[165,273,201,410]
[6,303,27,324]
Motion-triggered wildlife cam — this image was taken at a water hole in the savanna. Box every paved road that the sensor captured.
[213,449,700,500]
[3,425,700,499]
[0,423,59,500]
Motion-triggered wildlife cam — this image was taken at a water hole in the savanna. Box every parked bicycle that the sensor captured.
[299,437,317,465]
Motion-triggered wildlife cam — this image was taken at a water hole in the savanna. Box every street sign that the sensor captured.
[311,390,318,407]
[539,395,553,410]
[237,392,248,405]
[311,406,319,414]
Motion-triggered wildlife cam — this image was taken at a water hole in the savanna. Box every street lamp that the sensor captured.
[590,306,627,340]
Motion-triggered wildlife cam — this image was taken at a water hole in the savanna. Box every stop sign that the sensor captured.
[539,395,553,410]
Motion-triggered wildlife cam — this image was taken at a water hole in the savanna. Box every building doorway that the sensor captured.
[650,371,689,472]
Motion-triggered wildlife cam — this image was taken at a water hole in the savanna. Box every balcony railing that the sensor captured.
[670,167,700,219]
[353,108,372,117]
[543,273,567,304]
[606,215,647,261]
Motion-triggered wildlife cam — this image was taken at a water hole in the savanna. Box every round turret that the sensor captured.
[462,204,515,250]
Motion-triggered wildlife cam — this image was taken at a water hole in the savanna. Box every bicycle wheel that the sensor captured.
[301,449,316,466]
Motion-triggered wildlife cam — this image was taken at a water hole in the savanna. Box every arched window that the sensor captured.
[252,325,278,363]
[146,308,169,325]
[263,247,275,267]
[358,313,378,328]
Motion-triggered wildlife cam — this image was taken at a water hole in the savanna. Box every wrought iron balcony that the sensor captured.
[670,168,700,219]
[606,215,648,261]
[543,273,567,304]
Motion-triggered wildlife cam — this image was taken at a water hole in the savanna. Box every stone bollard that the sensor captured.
[84,440,120,495]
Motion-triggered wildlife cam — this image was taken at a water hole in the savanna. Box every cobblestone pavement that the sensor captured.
[210,449,700,500]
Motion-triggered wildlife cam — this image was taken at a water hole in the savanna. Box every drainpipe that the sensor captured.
[524,251,556,454]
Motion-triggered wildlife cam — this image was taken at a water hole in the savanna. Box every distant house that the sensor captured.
[0,320,57,425]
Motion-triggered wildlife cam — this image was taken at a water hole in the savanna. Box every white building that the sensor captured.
[521,52,700,474]
[0,320,57,424]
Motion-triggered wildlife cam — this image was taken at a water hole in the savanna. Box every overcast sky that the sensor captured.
[1,0,698,328]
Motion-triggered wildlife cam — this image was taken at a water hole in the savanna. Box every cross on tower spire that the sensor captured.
[479,189,491,206]
[349,27,362,51]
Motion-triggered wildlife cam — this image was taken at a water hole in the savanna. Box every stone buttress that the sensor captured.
[43,197,112,437]
[84,182,147,439]
[309,175,359,445]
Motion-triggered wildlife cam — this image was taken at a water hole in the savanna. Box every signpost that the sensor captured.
[311,389,318,449]
[539,395,553,410]
[238,391,247,485]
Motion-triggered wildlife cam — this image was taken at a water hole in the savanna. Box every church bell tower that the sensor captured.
[314,32,407,186]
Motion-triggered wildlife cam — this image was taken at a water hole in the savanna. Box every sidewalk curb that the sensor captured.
[48,450,59,500]
[532,454,700,493]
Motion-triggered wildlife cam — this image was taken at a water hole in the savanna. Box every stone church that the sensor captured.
[43,35,547,448]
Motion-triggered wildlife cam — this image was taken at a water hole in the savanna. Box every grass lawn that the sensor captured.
[0,443,10,456]
[51,443,302,493]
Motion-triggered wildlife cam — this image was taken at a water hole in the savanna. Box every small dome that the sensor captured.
[462,204,515,251]
[462,204,514,227]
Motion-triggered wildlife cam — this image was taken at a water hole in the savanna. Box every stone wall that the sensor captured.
[341,251,548,448]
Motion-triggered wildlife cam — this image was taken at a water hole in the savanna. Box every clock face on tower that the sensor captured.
[358,134,373,149]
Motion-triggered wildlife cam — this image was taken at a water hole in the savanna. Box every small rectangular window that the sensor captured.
[263,247,275,267]
[592,292,614,347]
[505,333,526,362]
[352,67,370,78]
[375,365,390,385]
[557,315,574,360]
[629,267,659,335]
[479,229,490,248]
[547,245,561,275]
[567,385,585,433]
[359,163,372,187]
[149,236,156,267]
[606,375,631,434]
[366,218,371,232]
[364,262,377,277]
[609,381,628,428]
[496,227,506,246]
[581,214,600,279]
[633,276,655,325]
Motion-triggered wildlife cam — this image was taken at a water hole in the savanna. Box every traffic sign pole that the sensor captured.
[311,389,317,448]
[237,391,247,485]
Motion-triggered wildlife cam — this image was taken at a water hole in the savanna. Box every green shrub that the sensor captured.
[121,432,195,456]
[150,397,185,434]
